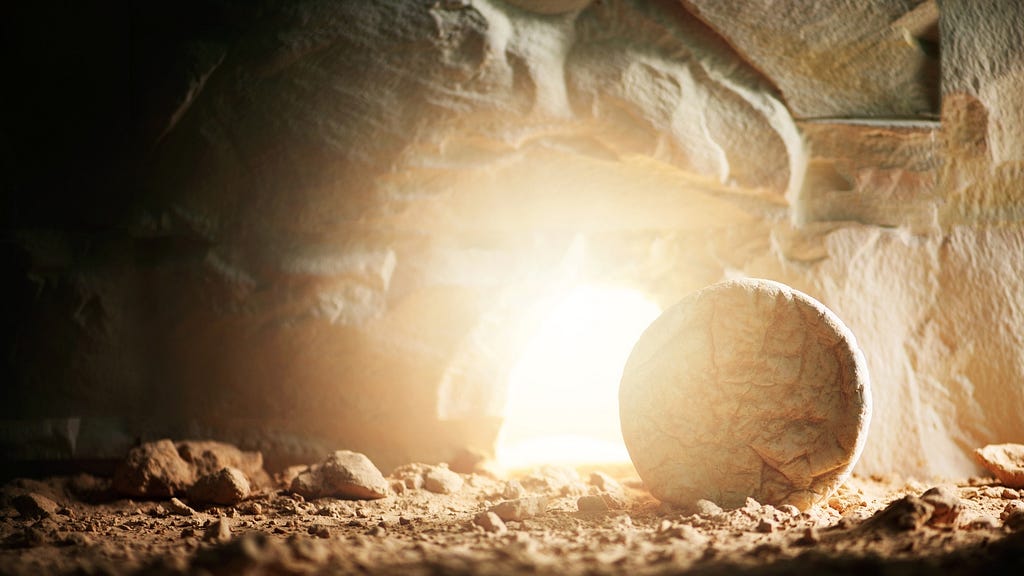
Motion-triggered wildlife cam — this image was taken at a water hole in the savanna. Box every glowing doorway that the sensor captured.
[497,284,661,470]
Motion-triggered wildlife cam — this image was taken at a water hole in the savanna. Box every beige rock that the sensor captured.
[974,444,1024,488]
[577,495,609,512]
[620,279,871,510]
[489,496,549,522]
[176,441,269,488]
[422,466,464,495]
[189,467,251,506]
[291,450,389,500]
[12,493,59,519]
[473,511,507,534]
[920,486,963,527]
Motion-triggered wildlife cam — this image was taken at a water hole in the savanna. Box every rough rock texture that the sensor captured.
[974,444,1024,488]
[188,467,251,506]
[11,493,58,519]
[620,279,871,510]
[112,440,194,499]
[289,450,389,500]
[2,0,1024,482]
[422,466,464,495]
[175,441,269,488]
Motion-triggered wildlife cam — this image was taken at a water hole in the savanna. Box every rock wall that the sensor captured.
[2,0,1022,478]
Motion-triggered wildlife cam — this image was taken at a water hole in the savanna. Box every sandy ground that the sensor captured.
[1,462,1023,575]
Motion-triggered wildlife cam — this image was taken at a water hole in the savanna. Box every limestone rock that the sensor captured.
[489,496,549,522]
[189,467,251,506]
[974,444,1024,488]
[205,518,232,543]
[619,279,871,510]
[473,511,507,534]
[290,450,389,500]
[113,439,194,499]
[422,466,464,495]
[12,493,59,519]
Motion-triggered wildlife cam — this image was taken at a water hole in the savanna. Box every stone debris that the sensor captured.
[974,444,1024,488]
[502,480,526,500]
[694,499,724,516]
[12,493,59,519]
[577,495,609,512]
[167,497,196,516]
[176,441,269,488]
[619,279,871,510]
[1003,510,1024,532]
[473,511,507,534]
[489,496,549,522]
[589,471,628,509]
[423,466,464,495]
[863,495,933,531]
[1000,500,1024,521]
[205,518,232,543]
[112,439,195,498]
[920,486,962,527]
[189,467,251,506]
[290,450,389,500]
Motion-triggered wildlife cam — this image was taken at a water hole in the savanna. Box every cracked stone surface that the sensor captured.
[620,278,871,510]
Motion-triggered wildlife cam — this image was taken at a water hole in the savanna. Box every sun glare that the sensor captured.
[497,284,662,471]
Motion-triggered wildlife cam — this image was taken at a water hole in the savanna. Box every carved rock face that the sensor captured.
[619,279,871,510]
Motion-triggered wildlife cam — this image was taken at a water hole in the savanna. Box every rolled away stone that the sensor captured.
[619,278,871,510]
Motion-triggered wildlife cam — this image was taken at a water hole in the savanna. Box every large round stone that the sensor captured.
[620,278,871,510]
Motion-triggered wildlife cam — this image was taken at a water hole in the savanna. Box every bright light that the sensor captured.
[497,284,662,470]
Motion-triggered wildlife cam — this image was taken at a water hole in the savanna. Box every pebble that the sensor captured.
[865,496,934,531]
[423,466,464,494]
[502,480,526,500]
[756,519,776,533]
[489,497,549,522]
[12,493,59,519]
[189,467,251,506]
[694,499,724,516]
[1000,500,1024,520]
[473,511,507,533]
[920,486,962,527]
[204,518,232,543]
[167,498,196,516]
[1001,488,1019,499]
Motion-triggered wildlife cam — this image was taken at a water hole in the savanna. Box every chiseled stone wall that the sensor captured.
[2,0,1022,477]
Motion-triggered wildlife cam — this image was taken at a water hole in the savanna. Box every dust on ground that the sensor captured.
[1,460,1023,575]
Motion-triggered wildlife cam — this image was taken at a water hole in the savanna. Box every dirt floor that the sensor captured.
[2,461,1024,575]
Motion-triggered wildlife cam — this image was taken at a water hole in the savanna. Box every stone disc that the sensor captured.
[619,278,871,510]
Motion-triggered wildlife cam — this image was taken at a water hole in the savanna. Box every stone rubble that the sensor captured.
[974,444,1024,488]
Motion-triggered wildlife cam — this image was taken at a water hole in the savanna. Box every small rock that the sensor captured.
[502,480,526,500]
[291,451,389,500]
[1000,500,1024,520]
[12,493,59,519]
[757,519,776,533]
[240,501,263,516]
[577,495,609,512]
[167,497,196,516]
[205,518,232,543]
[473,511,507,533]
[489,496,549,522]
[1001,488,1019,499]
[795,526,820,546]
[189,467,251,506]
[176,441,269,488]
[694,499,724,516]
[778,504,800,517]
[965,516,999,530]
[113,439,194,498]
[921,486,963,527]
[974,444,1024,488]
[307,524,331,539]
[390,480,406,495]
[1005,510,1024,532]
[423,466,463,494]
[589,472,628,509]
[864,496,934,531]
[449,447,492,475]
